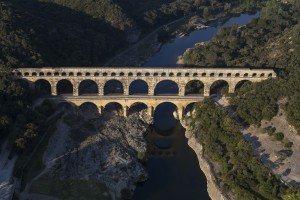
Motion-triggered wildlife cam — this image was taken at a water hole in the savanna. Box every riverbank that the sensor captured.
[181,119,230,200]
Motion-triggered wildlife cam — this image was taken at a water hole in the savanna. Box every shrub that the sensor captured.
[274,132,284,141]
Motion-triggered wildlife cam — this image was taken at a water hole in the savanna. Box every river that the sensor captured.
[132,12,260,200]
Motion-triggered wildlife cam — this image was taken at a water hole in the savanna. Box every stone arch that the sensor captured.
[35,79,51,95]
[129,80,148,95]
[154,102,178,130]
[79,79,98,95]
[57,79,73,95]
[128,102,148,115]
[185,102,197,116]
[235,80,252,92]
[104,79,124,95]
[185,80,204,96]
[79,102,99,119]
[154,80,179,95]
[104,102,123,116]
[210,80,229,96]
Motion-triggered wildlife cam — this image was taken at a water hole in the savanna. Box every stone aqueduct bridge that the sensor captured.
[14,67,276,119]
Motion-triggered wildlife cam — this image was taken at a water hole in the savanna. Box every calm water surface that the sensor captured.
[133,12,260,200]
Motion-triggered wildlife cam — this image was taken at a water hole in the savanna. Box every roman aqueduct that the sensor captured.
[13,67,276,119]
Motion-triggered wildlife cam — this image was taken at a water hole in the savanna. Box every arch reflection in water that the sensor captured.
[154,102,177,131]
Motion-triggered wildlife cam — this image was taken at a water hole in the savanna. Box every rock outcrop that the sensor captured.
[43,110,151,199]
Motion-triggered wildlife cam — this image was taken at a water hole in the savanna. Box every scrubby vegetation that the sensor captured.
[191,99,298,200]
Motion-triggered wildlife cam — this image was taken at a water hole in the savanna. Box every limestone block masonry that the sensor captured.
[13,67,276,119]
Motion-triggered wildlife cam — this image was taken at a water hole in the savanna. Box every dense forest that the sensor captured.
[0,0,261,68]
[183,0,300,130]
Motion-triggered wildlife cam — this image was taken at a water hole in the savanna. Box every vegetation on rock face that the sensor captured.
[191,99,298,200]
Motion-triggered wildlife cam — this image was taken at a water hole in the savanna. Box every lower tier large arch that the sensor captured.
[128,102,148,115]
[104,102,123,115]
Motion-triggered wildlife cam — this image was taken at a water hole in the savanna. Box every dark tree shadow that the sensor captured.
[8,0,127,67]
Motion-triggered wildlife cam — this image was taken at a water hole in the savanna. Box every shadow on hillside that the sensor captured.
[7,0,127,67]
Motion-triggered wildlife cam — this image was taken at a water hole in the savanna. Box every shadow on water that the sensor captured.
[132,102,210,200]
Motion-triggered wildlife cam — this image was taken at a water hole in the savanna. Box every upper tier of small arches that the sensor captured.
[15,71,274,78]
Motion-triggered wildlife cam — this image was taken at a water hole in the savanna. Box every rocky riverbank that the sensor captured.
[27,108,152,200]
[181,119,230,200]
